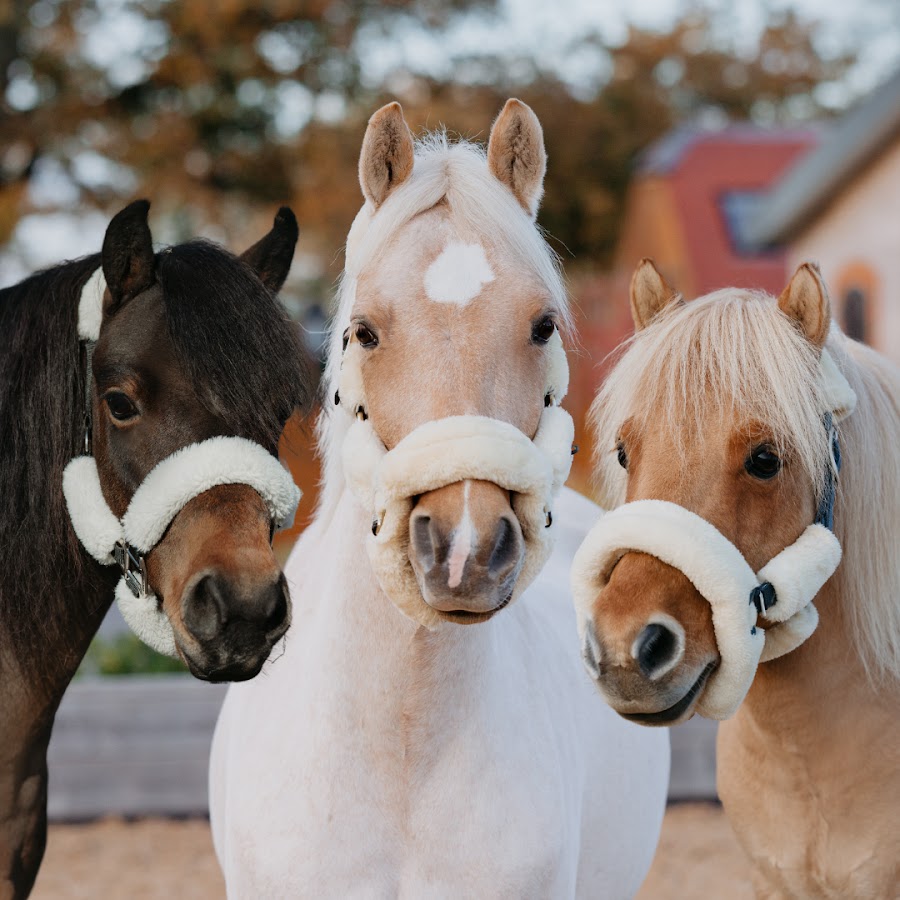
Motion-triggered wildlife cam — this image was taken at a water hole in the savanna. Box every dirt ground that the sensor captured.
[32,803,753,899]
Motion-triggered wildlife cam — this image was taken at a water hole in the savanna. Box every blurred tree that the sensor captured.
[0,0,493,248]
[0,1,860,273]
[393,8,854,266]
[535,11,853,263]
[279,6,857,272]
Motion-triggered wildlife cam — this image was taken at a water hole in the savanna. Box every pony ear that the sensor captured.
[630,259,679,331]
[359,102,414,209]
[101,199,155,314]
[778,262,831,349]
[487,99,546,218]
[240,207,299,294]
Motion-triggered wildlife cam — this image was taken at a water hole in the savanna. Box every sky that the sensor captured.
[363,0,900,101]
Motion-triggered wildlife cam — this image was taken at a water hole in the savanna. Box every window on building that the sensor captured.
[843,288,868,343]
[719,191,765,255]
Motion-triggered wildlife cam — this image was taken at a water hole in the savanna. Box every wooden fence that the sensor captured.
[47,676,718,819]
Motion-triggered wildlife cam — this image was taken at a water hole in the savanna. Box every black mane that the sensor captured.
[157,240,313,449]
[0,241,314,684]
[0,255,103,677]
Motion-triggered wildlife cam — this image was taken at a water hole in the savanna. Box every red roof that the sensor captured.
[664,127,818,294]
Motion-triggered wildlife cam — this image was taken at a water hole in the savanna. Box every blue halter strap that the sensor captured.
[815,412,841,531]
[749,412,842,620]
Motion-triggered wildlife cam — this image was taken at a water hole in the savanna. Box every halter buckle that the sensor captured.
[750,581,777,616]
[114,540,149,599]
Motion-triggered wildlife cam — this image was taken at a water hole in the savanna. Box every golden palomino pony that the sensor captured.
[210,101,669,898]
[572,259,900,898]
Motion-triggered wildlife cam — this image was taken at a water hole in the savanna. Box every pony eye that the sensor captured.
[616,441,628,470]
[105,391,138,422]
[746,446,781,480]
[532,316,556,344]
[354,322,378,348]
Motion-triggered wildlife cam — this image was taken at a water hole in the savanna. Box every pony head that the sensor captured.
[326,100,572,624]
[577,259,843,722]
[87,201,312,680]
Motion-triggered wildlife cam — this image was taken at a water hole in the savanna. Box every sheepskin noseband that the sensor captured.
[64,437,300,657]
[337,329,574,628]
[571,348,857,720]
[64,269,301,657]
[571,502,841,719]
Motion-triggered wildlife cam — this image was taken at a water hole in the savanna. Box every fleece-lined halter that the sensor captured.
[336,328,575,628]
[571,348,857,720]
[62,268,301,657]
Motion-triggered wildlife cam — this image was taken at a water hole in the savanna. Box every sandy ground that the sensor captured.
[635,804,754,900]
[32,803,753,899]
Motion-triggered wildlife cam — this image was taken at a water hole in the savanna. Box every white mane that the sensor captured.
[314,132,569,527]
[591,289,832,508]
[836,337,900,683]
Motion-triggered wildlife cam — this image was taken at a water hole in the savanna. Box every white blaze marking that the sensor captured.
[447,481,474,589]
[424,241,494,306]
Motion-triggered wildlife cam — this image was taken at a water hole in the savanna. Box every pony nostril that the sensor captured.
[488,516,521,580]
[634,622,681,678]
[183,573,229,641]
[261,575,289,631]
[411,514,436,572]
[184,572,290,641]
[254,574,288,631]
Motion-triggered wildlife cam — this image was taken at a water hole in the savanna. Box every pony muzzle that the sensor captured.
[409,480,526,618]
[343,407,575,628]
[571,499,842,720]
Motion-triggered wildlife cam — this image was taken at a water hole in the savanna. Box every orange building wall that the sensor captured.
[613,176,695,297]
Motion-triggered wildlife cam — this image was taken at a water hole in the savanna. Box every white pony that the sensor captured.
[210,100,668,898]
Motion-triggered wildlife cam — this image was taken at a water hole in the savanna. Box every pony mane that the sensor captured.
[0,243,313,686]
[592,289,900,683]
[590,289,831,509]
[833,337,900,683]
[0,255,104,680]
[314,131,569,526]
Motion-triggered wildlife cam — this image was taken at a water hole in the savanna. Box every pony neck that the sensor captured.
[298,479,499,718]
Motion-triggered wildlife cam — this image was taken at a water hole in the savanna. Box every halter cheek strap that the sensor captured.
[66,269,301,657]
[337,328,574,627]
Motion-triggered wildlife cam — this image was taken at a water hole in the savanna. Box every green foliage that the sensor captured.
[78,632,187,677]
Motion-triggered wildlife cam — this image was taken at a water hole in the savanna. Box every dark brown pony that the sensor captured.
[0,200,314,898]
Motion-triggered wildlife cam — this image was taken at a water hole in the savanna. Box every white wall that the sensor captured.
[790,140,900,367]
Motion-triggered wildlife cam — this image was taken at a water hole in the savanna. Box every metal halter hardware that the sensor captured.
[113,540,149,599]
[750,581,777,616]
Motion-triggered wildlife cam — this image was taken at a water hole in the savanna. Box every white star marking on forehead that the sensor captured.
[423,241,494,306]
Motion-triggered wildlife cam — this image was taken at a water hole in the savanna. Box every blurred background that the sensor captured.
[2,0,898,896]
